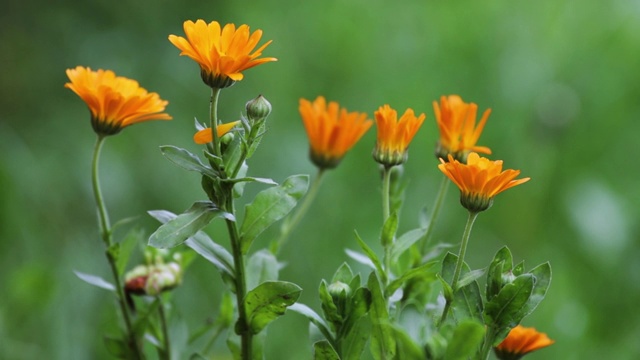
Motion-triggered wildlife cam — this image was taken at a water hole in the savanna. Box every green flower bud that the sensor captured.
[246,95,272,122]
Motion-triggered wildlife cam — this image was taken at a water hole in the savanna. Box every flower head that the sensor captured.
[373,104,425,167]
[169,20,277,88]
[193,121,241,144]
[438,152,530,212]
[299,96,372,169]
[494,325,554,360]
[65,66,171,136]
[434,95,491,163]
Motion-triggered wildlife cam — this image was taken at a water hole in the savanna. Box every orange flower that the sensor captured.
[373,104,425,167]
[438,152,530,212]
[434,95,491,162]
[193,121,241,144]
[300,96,372,169]
[494,325,554,360]
[65,66,171,136]
[169,20,277,88]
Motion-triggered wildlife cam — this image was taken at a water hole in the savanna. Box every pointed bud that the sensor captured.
[246,95,272,122]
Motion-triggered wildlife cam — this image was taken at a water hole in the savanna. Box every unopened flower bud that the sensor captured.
[327,281,351,302]
[246,95,272,122]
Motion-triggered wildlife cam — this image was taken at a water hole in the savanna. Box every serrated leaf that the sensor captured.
[381,211,398,247]
[288,303,335,345]
[240,175,309,253]
[390,227,427,263]
[74,271,115,291]
[354,231,386,283]
[367,272,395,360]
[385,260,438,298]
[160,145,218,179]
[444,321,485,360]
[243,281,302,335]
[314,340,340,360]
[484,274,534,330]
[149,201,234,249]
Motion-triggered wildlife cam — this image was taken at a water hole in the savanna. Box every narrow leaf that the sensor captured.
[456,268,486,290]
[240,175,309,253]
[367,272,396,360]
[288,303,335,345]
[314,340,340,360]
[385,261,438,298]
[74,271,115,291]
[160,145,217,179]
[390,227,427,262]
[243,281,302,335]
[149,201,234,249]
[345,249,375,270]
[355,231,386,283]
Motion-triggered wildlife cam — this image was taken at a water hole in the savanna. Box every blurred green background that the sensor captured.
[2,0,639,359]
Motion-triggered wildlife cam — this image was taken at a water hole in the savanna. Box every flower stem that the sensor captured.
[273,169,325,254]
[157,296,171,360]
[209,88,222,157]
[419,174,450,254]
[381,166,393,277]
[224,196,252,360]
[438,211,479,326]
[91,136,142,358]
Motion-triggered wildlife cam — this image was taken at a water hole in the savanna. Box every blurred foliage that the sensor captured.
[1,0,639,359]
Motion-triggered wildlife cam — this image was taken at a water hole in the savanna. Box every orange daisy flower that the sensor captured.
[438,152,530,212]
[193,121,241,144]
[169,20,277,88]
[434,95,491,163]
[65,66,172,136]
[494,325,554,360]
[299,96,372,169]
[373,104,425,167]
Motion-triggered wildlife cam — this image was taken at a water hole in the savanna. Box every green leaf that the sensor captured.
[385,260,438,298]
[341,316,371,360]
[437,274,454,303]
[332,262,354,284]
[456,268,486,290]
[148,210,234,277]
[381,211,398,247]
[343,287,371,332]
[486,246,513,301]
[389,227,427,263]
[222,132,244,177]
[484,274,534,330]
[441,253,484,323]
[232,161,249,198]
[345,249,375,270]
[392,325,425,360]
[515,262,551,320]
[74,271,115,291]
[243,281,302,335]
[104,336,128,358]
[218,291,235,328]
[313,340,340,360]
[116,228,144,276]
[240,175,309,253]
[367,272,396,360]
[223,176,278,186]
[288,303,335,344]
[246,249,281,290]
[160,145,218,179]
[513,260,525,276]
[148,201,234,249]
[319,280,342,328]
[354,231,386,283]
[444,321,485,360]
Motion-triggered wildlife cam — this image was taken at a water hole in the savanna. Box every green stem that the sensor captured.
[381,166,393,277]
[438,211,479,326]
[91,136,143,358]
[157,296,171,360]
[419,174,450,254]
[273,169,325,254]
[209,88,222,157]
[480,328,497,360]
[225,196,252,360]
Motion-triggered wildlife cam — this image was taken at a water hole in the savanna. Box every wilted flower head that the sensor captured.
[438,152,530,212]
[494,325,554,360]
[169,20,277,88]
[373,104,425,167]
[434,95,491,163]
[65,66,171,136]
[299,96,372,169]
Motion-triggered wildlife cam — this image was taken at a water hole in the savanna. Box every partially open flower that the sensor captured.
[169,20,277,88]
[438,152,530,212]
[494,325,554,360]
[372,104,425,167]
[299,96,372,169]
[124,262,183,296]
[434,95,491,163]
[193,121,241,144]
[65,66,171,136]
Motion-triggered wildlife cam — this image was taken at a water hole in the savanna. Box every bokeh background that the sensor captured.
[2,0,639,359]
